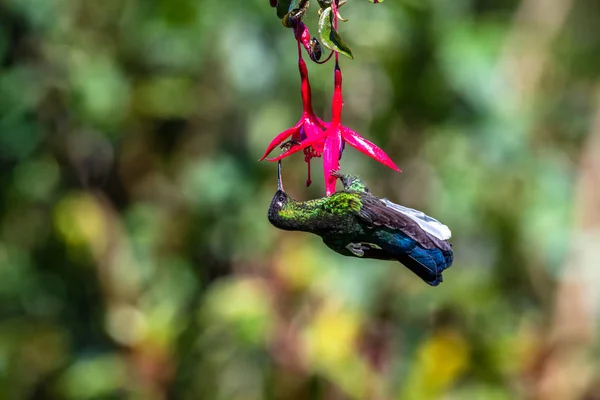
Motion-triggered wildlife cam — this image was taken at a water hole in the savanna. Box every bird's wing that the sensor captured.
[355,195,451,247]
[380,198,452,240]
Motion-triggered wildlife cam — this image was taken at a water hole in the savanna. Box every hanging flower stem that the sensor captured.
[262,0,400,195]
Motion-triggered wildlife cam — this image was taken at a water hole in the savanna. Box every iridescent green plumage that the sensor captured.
[268,163,454,286]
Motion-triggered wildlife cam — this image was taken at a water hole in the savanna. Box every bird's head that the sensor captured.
[268,161,294,226]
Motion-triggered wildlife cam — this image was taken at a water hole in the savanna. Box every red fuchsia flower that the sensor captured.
[267,62,400,195]
[259,22,328,186]
[262,2,399,195]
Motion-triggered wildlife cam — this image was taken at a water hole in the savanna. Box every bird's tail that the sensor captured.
[397,246,453,286]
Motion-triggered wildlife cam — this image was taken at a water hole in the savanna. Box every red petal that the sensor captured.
[298,59,314,113]
[266,130,328,162]
[258,123,302,161]
[316,118,329,129]
[311,141,324,155]
[323,127,342,196]
[331,67,343,125]
[342,128,401,172]
[302,120,326,154]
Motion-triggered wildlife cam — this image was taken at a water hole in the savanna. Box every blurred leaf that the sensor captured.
[69,53,130,129]
[181,155,248,210]
[402,329,470,398]
[12,156,60,202]
[57,355,128,400]
[0,115,41,160]
[53,193,108,258]
[202,278,275,347]
[0,243,34,298]
[134,76,196,118]
[303,301,360,368]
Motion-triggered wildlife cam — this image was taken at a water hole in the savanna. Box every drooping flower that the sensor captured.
[267,63,400,195]
[262,2,400,195]
[259,22,328,186]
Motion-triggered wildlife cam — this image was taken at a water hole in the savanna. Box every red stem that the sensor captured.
[332,65,343,125]
[330,0,342,124]
[296,26,303,60]
[315,50,334,65]
[332,0,339,64]
[306,158,312,186]
[299,61,313,114]
[295,25,314,114]
[332,0,338,31]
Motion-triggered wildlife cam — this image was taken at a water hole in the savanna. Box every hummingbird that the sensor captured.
[268,162,454,286]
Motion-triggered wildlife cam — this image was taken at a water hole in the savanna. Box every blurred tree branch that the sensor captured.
[500,0,574,104]
[535,87,600,400]
[498,1,600,398]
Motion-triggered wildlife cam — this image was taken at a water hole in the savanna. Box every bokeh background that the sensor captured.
[1,0,600,399]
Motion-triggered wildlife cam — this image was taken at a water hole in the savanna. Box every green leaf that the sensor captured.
[318,7,354,59]
[276,0,292,18]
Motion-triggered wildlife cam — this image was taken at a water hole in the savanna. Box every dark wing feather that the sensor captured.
[356,195,451,251]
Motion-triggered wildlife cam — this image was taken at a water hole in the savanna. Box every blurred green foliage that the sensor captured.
[1,0,600,399]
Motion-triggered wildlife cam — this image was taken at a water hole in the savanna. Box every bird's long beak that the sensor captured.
[277,160,284,192]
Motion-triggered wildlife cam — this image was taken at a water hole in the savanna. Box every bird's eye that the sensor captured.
[278,195,286,203]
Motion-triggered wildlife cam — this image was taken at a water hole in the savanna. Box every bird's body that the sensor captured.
[268,166,453,286]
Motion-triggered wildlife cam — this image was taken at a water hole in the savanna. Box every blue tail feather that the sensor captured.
[377,231,453,286]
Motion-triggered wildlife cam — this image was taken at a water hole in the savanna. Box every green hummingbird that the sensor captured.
[268,162,454,286]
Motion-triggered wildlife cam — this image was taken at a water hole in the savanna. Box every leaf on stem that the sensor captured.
[276,0,292,18]
[318,6,354,59]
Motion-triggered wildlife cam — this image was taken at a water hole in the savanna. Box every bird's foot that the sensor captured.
[330,169,342,179]
[346,242,365,257]
[330,170,371,193]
